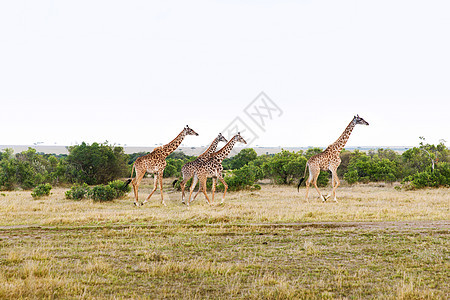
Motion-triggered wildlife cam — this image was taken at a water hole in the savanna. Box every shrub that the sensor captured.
[90,185,117,202]
[31,183,52,199]
[223,148,258,170]
[225,164,261,191]
[65,183,90,200]
[263,150,306,185]
[344,154,400,184]
[65,180,131,202]
[403,162,450,189]
[66,142,129,185]
[108,180,131,198]
[163,158,185,178]
[0,154,17,190]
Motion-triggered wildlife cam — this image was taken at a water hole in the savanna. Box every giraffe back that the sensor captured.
[196,157,223,178]
[135,149,167,173]
[308,149,341,171]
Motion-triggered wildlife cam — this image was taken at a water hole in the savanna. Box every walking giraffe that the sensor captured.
[297,115,369,202]
[187,133,247,206]
[178,133,228,204]
[125,125,198,206]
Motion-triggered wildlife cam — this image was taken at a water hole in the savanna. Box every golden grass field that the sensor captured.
[0,179,449,299]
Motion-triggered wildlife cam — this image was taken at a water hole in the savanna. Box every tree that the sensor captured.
[263,150,307,184]
[223,148,258,170]
[224,163,262,191]
[66,142,129,185]
[344,152,400,184]
[0,149,17,190]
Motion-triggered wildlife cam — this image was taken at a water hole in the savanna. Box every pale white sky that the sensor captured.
[1,0,449,148]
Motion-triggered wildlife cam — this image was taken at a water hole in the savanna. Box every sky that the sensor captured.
[1,0,449,149]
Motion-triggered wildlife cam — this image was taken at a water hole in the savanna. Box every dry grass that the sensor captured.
[0,180,448,299]
[0,179,448,227]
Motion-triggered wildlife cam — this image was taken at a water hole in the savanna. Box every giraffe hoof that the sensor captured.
[134,202,140,207]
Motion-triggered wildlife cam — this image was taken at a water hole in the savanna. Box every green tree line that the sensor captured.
[1,141,449,192]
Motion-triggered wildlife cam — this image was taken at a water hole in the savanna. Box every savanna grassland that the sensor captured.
[0,179,449,299]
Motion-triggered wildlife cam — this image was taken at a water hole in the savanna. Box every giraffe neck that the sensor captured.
[161,130,186,157]
[330,120,356,153]
[198,137,220,159]
[213,138,237,162]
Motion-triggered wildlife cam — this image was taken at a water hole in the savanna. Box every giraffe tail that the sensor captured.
[297,163,309,192]
[124,164,136,187]
[172,179,178,187]
[297,178,305,192]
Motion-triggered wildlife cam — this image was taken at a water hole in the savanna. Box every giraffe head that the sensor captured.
[353,115,369,126]
[217,133,228,143]
[233,132,247,144]
[184,125,199,136]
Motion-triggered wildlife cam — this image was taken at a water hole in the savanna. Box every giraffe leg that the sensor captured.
[313,179,326,202]
[191,179,202,203]
[310,167,326,202]
[192,176,204,202]
[159,174,166,206]
[324,173,334,201]
[199,176,211,205]
[187,175,198,206]
[193,187,201,202]
[211,177,217,204]
[142,174,158,206]
[180,179,187,203]
[218,176,228,204]
[131,170,145,206]
[330,169,340,203]
[305,175,312,203]
[180,170,193,204]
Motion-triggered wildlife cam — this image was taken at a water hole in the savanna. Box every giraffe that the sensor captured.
[297,115,369,202]
[178,133,228,204]
[187,133,247,206]
[125,125,198,206]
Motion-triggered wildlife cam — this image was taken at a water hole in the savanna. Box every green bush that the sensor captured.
[66,142,129,185]
[225,164,262,191]
[401,141,449,178]
[263,150,306,184]
[344,153,400,184]
[0,148,53,190]
[163,158,185,178]
[223,148,258,170]
[65,183,90,200]
[0,152,17,190]
[31,183,52,199]
[108,180,131,198]
[90,185,117,202]
[403,162,450,189]
[65,180,131,201]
